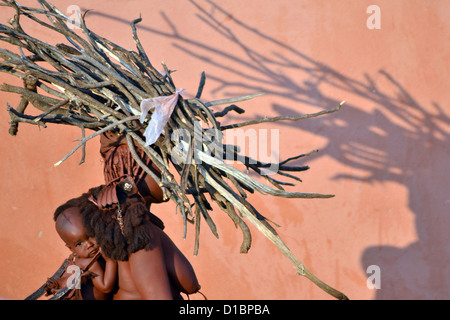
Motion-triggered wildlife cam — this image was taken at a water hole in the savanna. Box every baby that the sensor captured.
[48,203,118,300]
[52,186,201,300]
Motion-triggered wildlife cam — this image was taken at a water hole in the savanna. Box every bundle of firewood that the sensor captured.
[0,0,346,299]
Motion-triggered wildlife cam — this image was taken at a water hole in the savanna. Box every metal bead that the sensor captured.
[123,182,133,192]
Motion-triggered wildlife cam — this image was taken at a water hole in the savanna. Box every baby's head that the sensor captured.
[54,200,99,259]
[53,186,152,261]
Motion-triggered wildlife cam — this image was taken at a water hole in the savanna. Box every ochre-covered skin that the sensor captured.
[2,1,449,300]
[50,207,117,300]
[52,189,201,300]
[113,222,201,300]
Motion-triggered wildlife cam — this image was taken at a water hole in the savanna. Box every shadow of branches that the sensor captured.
[85,0,450,299]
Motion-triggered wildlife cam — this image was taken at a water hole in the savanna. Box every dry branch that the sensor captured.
[0,0,347,299]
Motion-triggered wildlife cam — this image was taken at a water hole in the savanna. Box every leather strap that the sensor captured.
[49,252,101,300]
[24,257,71,300]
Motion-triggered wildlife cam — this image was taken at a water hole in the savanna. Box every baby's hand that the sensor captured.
[44,278,58,295]
[97,246,107,258]
[44,277,68,295]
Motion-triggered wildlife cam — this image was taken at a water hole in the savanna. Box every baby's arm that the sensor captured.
[89,258,117,294]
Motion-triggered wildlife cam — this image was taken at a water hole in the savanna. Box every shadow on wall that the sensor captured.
[86,0,450,299]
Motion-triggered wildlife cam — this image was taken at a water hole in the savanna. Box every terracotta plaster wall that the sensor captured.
[0,0,449,300]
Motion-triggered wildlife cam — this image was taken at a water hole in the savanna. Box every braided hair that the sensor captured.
[54,186,164,261]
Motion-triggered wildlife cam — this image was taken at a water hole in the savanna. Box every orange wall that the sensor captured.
[1,0,449,300]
